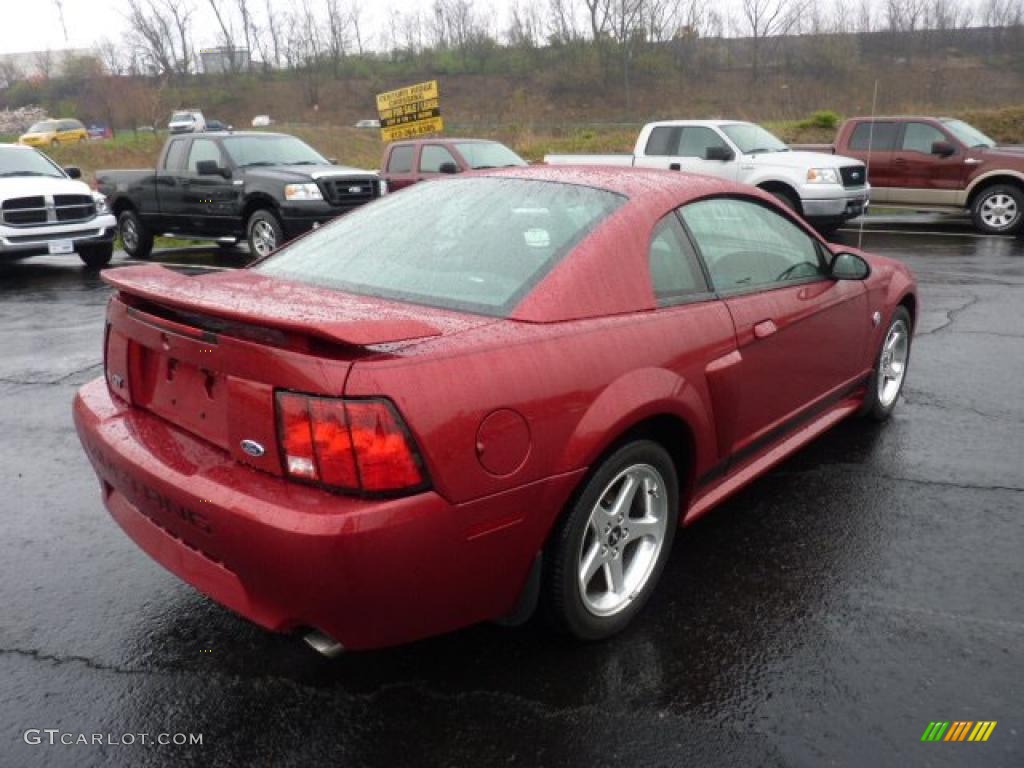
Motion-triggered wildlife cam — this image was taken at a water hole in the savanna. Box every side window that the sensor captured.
[678,127,730,159]
[164,140,188,171]
[902,122,948,154]
[680,198,825,292]
[186,139,223,172]
[849,121,898,151]
[58,120,74,132]
[387,145,414,173]
[420,144,457,173]
[648,214,708,304]
[644,126,682,156]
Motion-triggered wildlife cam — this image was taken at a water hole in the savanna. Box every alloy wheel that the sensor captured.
[577,464,669,617]
[980,193,1019,230]
[251,220,277,257]
[878,319,910,408]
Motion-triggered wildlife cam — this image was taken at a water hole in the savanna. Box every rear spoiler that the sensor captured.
[102,265,442,347]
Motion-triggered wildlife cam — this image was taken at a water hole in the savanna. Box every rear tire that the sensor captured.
[118,209,154,259]
[861,306,913,421]
[246,208,284,259]
[544,440,678,640]
[79,243,113,269]
[971,184,1024,235]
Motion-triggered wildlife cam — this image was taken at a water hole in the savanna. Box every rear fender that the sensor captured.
[556,367,713,505]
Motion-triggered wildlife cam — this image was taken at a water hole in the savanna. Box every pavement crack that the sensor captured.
[901,390,1016,423]
[0,647,142,676]
[772,464,1023,493]
[0,362,101,388]
[916,293,980,336]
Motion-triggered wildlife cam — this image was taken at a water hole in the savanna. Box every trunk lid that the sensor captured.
[102,265,490,477]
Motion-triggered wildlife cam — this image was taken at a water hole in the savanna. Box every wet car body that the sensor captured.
[73,167,917,651]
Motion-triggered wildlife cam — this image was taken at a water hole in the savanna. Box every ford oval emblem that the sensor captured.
[240,439,266,457]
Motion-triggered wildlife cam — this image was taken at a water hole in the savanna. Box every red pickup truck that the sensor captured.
[796,116,1024,235]
[380,138,526,191]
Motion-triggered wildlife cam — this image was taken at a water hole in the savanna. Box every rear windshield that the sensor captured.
[256,177,625,316]
[28,121,58,133]
[455,142,527,169]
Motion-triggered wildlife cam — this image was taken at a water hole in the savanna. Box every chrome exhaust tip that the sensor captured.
[303,629,345,658]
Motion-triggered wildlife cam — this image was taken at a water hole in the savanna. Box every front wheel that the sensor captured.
[118,209,154,259]
[246,209,284,259]
[860,306,912,421]
[544,440,678,640]
[971,184,1024,235]
[79,243,113,269]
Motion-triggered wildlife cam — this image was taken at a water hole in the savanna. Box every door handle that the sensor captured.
[893,158,908,164]
[753,320,777,339]
[669,163,681,171]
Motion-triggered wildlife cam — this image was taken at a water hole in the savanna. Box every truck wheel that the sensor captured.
[79,243,114,269]
[247,209,284,258]
[860,306,912,421]
[118,209,154,259]
[971,184,1024,235]
[544,439,678,640]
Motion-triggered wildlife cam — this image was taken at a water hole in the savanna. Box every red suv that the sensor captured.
[381,138,527,190]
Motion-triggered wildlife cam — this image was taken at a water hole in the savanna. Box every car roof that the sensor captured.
[167,131,285,138]
[475,164,737,201]
[846,115,955,121]
[644,120,752,128]
[391,137,500,146]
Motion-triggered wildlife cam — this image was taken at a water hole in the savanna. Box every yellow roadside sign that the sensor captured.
[376,80,443,142]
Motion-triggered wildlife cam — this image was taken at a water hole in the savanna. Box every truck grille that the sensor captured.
[319,178,380,207]
[2,196,47,226]
[1,194,96,227]
[840,165,867,188]
[54,195,96,222]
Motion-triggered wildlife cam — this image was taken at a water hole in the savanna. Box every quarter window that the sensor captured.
[164,140,188,171]
[387,145,414,173]
[902,122,949,154]
[648,215,708,303]
[419,145,458,173]
[679,198,825,292]
[848,121,899,151]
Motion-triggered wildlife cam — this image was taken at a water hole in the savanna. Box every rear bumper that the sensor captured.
[73,378,581,650]
[0,215,117,257]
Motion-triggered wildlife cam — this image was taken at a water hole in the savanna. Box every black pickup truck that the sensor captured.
[97,131,383,258]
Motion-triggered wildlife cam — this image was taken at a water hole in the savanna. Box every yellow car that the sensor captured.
[18,119,88,148]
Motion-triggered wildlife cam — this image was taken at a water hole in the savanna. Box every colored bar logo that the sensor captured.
[921,721,997,742]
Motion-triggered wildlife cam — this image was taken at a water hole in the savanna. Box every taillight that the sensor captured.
[275,392,426,495]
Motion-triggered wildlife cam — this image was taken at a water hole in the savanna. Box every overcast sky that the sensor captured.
[0,0,514,56]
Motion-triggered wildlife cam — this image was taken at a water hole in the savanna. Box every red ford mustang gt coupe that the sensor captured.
[73,166,917,653]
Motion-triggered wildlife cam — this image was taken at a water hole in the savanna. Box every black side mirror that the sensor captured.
[705,146,735,162]
[438,161,459,174]
[196,160,229,178]
[931,141,956,157]
[64,166,82,179]
[831,251,870,280]
[328,157,338,165]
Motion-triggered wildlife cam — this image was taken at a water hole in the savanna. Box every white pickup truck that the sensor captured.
[545,120,870,233]
[0,144,116,268]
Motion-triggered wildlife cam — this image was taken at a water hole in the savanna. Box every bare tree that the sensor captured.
[236,0,256,71]
[607,0,646,108]
[547,0,582,42]
[508,0,544,47]
[53,1,70,42]
[124,0,193,76]
[325,0,352,74]
[737,0,808,81]
[261,0,283,68]
[34,49,56,81]
[206,0,240,71]
[350,0,367,55]
[0,59,22,89]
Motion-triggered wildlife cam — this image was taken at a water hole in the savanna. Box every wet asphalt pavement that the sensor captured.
[1,216,1021,767]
